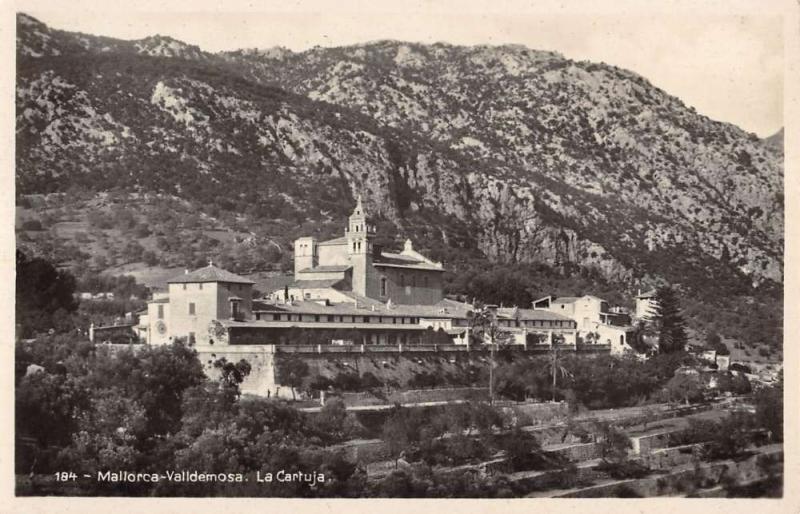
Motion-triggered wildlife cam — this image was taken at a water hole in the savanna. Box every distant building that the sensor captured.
[279,195,445,306]
[141,196,582,348]
[533,294,635,355]
[140,266,253,345]
[635,289,658,320]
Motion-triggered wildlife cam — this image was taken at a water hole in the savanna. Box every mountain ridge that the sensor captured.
[15,13,784,301]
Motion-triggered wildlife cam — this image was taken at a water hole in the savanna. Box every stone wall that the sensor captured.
[641,444,703,470]
[545,442,602,462]
[557,446,783,497]
[630,429,684,455]
[195,344,280,397]
[502,401,568,426]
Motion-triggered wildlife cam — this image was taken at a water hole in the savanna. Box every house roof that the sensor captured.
[318,236,348,246]
[552,297,579,304]
[168,265,254,284]
[373,252,444,271]
[254,275,295,294]
[297,265,351,273]
[287,278,346,289]
[252,296,573,322]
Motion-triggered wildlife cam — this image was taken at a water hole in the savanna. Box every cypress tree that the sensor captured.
[653,286,688,353]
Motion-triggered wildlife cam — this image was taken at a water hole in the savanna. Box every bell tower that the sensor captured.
[346,195,374,296]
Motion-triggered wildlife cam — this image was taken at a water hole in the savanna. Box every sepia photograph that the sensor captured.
[8,0,791,503]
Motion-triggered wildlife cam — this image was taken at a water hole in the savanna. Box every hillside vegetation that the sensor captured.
[15,13,783,350]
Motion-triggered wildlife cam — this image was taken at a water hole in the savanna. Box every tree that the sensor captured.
[664,372,704,404]
[595,422,631,464]
[314,398,349,443]
[705,332,730,355]
[653,286,688,353]
[213,357,252,392]
[85,342,206,437]
[382,409,413,468]
[497,427,542,471]
[754,376,783,442]
[16,250,78,338]
[468,304,513,404]
[58,388,147,473]
[275,356,309,400]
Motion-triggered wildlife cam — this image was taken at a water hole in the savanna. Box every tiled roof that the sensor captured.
[318,236,348,246]
[496,307,576,321]
[254,275,295,293]
[375,252,422,263]
[297,265,351,273]
[373,251,443,271]
[287,278,346,289]
[167,265,254,284]
[552,297,579,304]
[252,296,573,322]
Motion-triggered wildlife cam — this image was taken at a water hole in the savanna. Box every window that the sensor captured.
[189,303,195,315]
[380,277,387,296]
[182,284,186,290]
[199,283,203,290]
[400,274,405,287]
[157,305,164,319]
[423,276,428,287]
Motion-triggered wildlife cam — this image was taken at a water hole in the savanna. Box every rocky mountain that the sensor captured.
[763,128,784,156]
[15,13,783,300]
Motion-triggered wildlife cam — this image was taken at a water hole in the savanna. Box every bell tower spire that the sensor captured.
[347,193,369,237]
[346,194,373,296]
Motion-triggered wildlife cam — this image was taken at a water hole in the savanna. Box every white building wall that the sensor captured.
[147,302,171,345]
[636,298,658,319]
[168,282,219,345]
[572,296,605,329]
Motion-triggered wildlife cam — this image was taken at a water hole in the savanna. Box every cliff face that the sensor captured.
[15,14,783,292]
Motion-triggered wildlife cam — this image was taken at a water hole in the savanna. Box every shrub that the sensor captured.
[21,219,43,231]
[595,459,650,479]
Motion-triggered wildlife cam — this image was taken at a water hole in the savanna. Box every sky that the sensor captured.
[22,1,785,137]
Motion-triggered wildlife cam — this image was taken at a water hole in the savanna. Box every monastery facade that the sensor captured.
[139,197,638,355]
